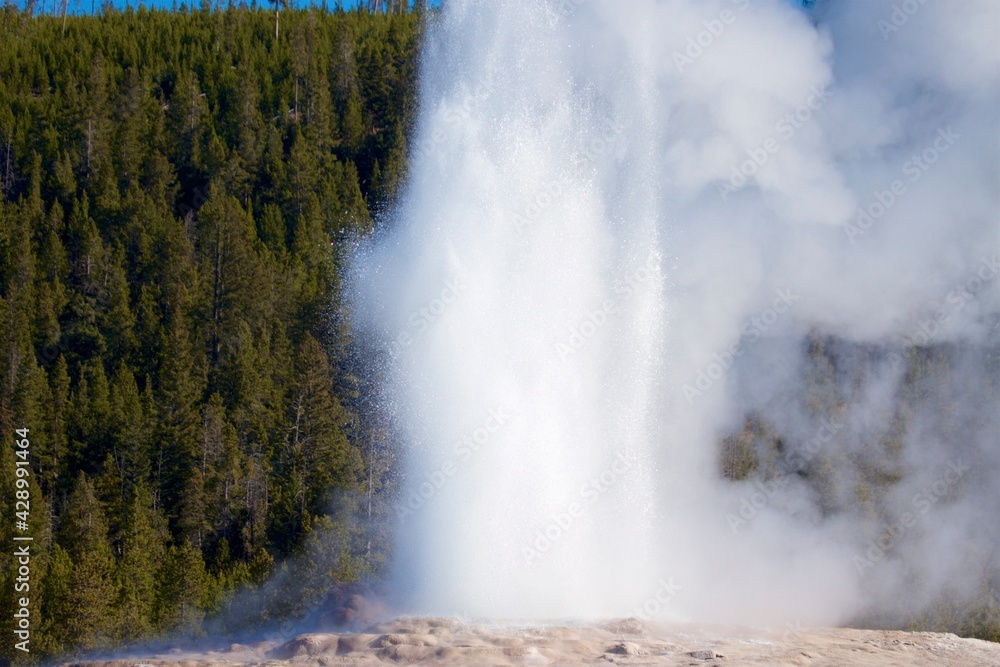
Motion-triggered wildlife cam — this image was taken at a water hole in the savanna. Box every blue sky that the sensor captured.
[17,0,435,15]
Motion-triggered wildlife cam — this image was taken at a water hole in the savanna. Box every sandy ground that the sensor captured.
[63,617,1000,666]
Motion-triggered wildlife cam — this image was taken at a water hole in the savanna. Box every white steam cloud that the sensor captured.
[349,0,1000,627]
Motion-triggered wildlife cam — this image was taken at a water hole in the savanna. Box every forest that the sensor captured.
[0,4,417,661]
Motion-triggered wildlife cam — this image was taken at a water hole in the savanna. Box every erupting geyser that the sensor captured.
[349,0,1000,626]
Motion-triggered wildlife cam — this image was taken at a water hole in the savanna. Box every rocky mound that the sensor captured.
[61,617,1000,666]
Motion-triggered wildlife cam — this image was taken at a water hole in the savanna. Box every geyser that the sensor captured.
[349,0,1000,626]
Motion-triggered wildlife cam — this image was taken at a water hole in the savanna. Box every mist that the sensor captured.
[348,0,1000,628]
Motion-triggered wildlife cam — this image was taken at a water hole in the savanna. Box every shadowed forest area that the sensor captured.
[718,335,1000,642]
[0,5,418,661]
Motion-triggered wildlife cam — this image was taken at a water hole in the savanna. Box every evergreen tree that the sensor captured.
[115,486,167,640]
[107,363,152,501]
[156,539,209,635]
[59,474,116,651]
[156,314,203,539]
[194,190,270,368]
[38,544,75,656]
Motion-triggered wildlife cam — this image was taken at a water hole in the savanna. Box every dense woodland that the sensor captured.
[0,4,418,661]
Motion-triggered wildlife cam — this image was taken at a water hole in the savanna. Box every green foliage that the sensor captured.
[156,539,209,636]
[59,474,116,651]
[716,337,1000,643]
[719,416,775,481]
[0,4,420,662]
[115,486,167,640]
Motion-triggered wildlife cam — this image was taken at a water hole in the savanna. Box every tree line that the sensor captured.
[0,4,417,661]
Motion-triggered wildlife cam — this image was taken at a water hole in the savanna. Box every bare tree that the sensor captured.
[368,0,409,13]
[272,0,287,39]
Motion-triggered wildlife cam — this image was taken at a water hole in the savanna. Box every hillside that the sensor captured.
[0,5,419,662]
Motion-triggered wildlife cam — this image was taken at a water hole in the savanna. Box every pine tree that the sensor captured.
[199,393,244,551]
[114,68,152,190]
[156,314,203,540]
[156,539,208,635]
[194,190,270,368]
[340,88,366,156]
[59,473,116,651]
[67,358,112,477]
[97,248,138,365]
[273,334,361,549]
[108,363,151,500]
[52,150,78,209]
[42,355,71,495]
[115,486,167,641]
[372,118,407,205]
[38,544,74,656]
